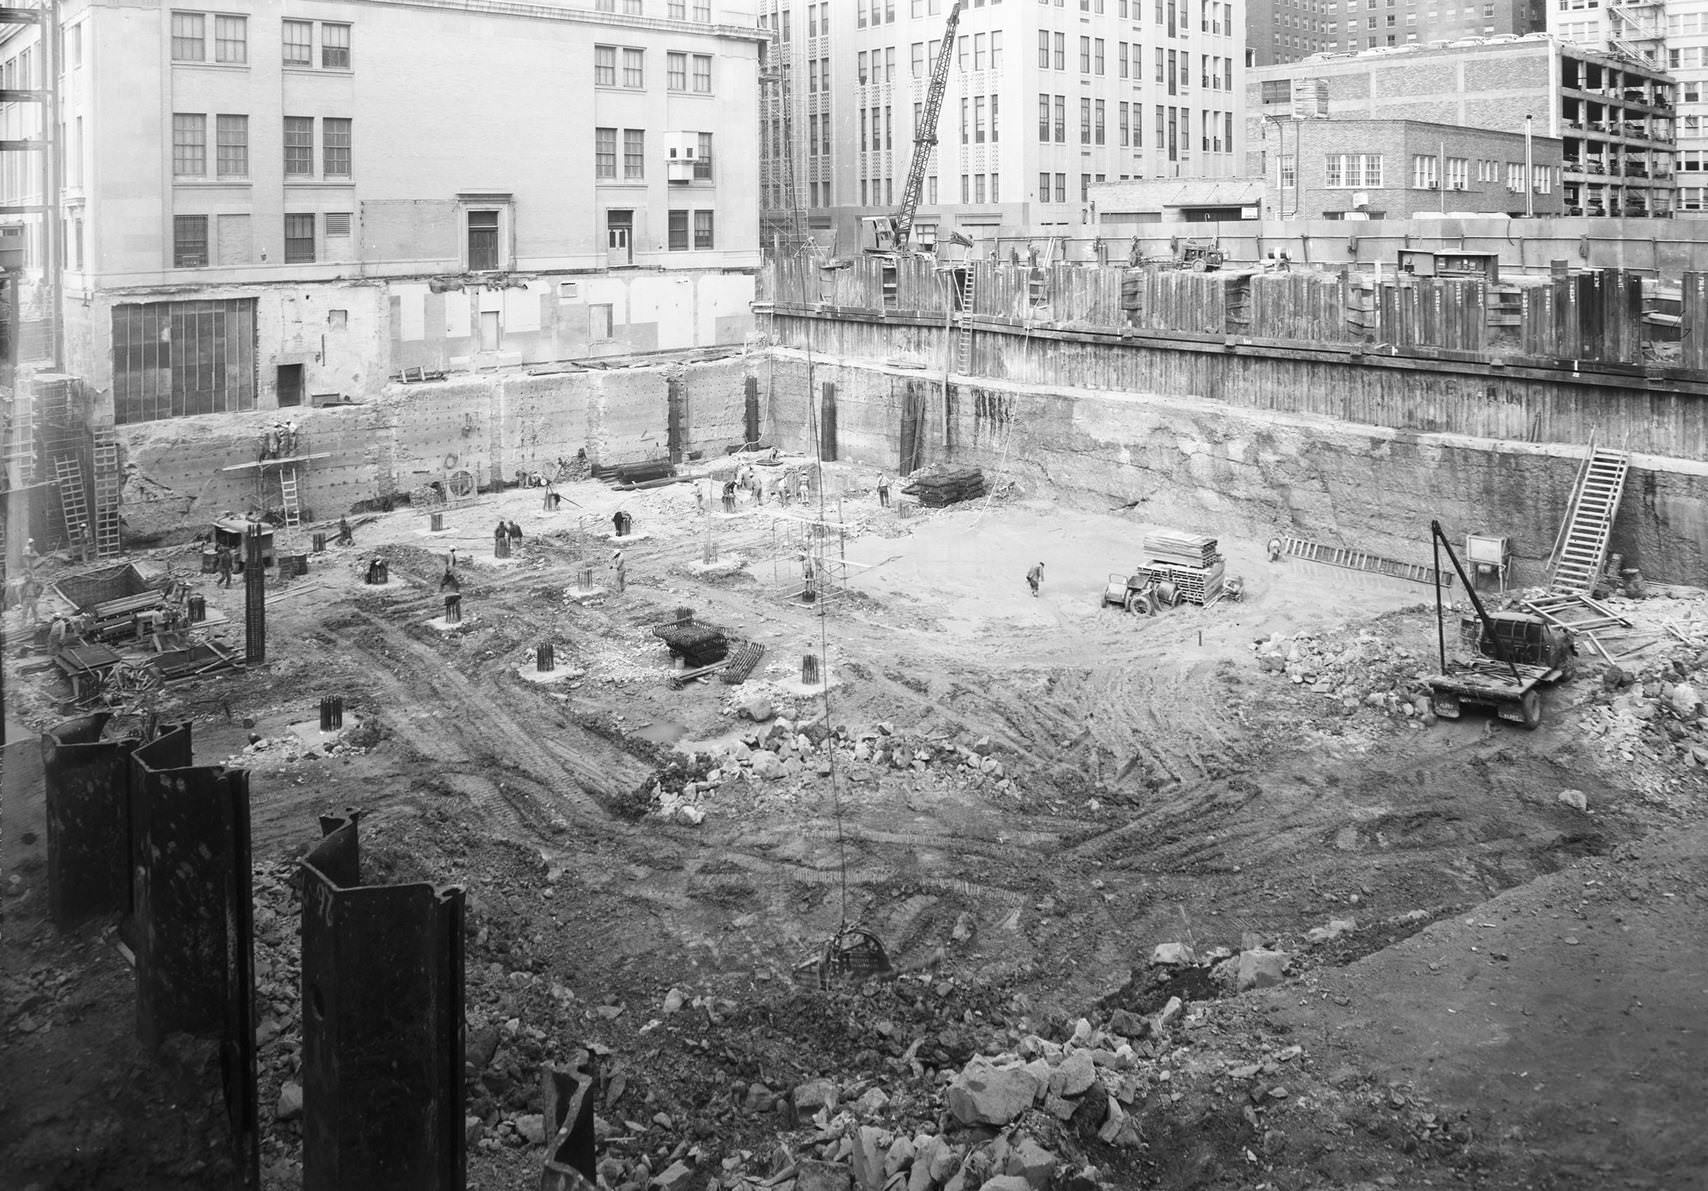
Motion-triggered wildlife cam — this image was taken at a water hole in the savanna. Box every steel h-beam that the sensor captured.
[301,811,466,1191]
[128,724,259,1187]
[244,524,266,663]
[541,1052,600,1191]
[42,712,138,927]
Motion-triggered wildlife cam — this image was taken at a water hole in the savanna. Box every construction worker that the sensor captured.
[611,549,626,594]
[49,614,69,649]
[19,575,42,623]
[796,474,811,505]
[877,473,891,508]
[439,549,461,591]
[215,544,235,588]
[282,420,299,456]
[612,510,626,538]
[1026,562,1044,597]
[335,517,354,546]
[506,520,523,544]
[722,480,737,514]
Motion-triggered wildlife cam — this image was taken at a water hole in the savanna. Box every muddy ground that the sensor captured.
[3,462,1707,1190]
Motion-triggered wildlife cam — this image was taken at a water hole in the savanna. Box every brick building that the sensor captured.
[1327,0,1545,52]
[1250,37,1676,216]
[1258,117,1564,217]
[1248,0,1338,66]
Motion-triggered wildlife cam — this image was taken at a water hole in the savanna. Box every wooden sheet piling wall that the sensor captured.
[761,261,1693,375]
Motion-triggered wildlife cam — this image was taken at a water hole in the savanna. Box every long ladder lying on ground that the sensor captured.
[91,426,122,558]
[53,454,90,557]
[1549,446,1630,595]
[1280,536,1450,586]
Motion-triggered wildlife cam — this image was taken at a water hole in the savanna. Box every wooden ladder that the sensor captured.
[956,268,976,373]
[53,454,91,558]
[279,465,303,547]
[91,426,122,558]
[1549,446,1630,595]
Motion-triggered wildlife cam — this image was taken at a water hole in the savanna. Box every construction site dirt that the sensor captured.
[4,464,1707,1191]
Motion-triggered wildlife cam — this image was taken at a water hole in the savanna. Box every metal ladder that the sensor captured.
[91,426,122,558]
[956,268,976,373]
[1549,447,1630,595]
[54,454,90,558]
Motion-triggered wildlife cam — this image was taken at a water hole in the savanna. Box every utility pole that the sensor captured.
[1524,114,1535,218]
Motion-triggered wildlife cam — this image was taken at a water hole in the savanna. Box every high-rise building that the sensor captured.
[1547,0,1708,214]
[0,0,765,420]
[757,0,1246,251]
[1327,0,1544,52]
[1248,0,1339,66]
[1250,37,1676,215]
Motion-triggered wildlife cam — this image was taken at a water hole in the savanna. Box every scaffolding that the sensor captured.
[757,9,807,258]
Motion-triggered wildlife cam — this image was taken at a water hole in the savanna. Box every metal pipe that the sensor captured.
[1525,114,1535,218]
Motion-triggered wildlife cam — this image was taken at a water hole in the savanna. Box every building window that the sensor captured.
[284,213,315,263]
[283,20,312,66]
[1038,93,1049,140]
[214,15,247,63]
[668,52,687,90]
[468,210,500,270]
[323,117,351,177]
[693,54,711,92]
[623,128,645,178]
[1039,170,1051,200]
[595,45,617,86]
[171,12,204,61]
[1094,99,1105,144]
[216,114,248,177]
[322,23,351,69]
[173,214,208,267]
[1055,173,1066,202]
[694,209,713,248]
[1325,152,1381,188]
[622,47,645,88]
[1054,94,1065,141]
[693,0,710,17]
[695,131,713,179]
[284,116,313,176]
[670,0,685,15]
[624,0,642,12]
[1280,154,1295,188]
[596,126,617,178]
[1039,29,1049,69]
[1446,156,1467,190]
[668,209,690,250]
[112,299,259,424]
[1411,153,1438,189]
[1080,97,1091,144]
[172,113,206,176]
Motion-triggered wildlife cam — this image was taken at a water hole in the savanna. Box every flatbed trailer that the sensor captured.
[1427,658,1564,729]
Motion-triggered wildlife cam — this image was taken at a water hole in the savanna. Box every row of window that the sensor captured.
[1408,155,1555,192]
[596,0,714,16]
[171,211,352,268]
[595,46,714,92]
[1041,0,1233,36]
[959,172,1002,203]
[594,128,715,180]
[171,13,351,70]
[1034,171,1105,203]
[171,114,351,180]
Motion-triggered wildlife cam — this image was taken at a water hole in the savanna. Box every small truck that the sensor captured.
[1423,521,1575,730]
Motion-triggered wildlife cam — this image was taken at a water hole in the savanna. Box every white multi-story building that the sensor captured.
[0,0,766,422]
[758,0,1246,250]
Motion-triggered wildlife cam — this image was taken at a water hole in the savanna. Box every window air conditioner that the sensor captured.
[664,131,699,183]
[1425,181,1438,188]
[1451,182,1465,190]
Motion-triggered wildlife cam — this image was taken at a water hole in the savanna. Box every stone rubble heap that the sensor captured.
[1252,631,1434,722]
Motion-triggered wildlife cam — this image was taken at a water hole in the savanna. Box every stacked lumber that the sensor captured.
[900,466,986,508]
[1142,530,1220,568]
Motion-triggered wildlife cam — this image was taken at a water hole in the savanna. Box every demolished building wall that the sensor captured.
[114,357,758,538]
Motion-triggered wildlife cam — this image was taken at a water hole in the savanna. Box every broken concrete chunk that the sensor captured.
[736,693,775,722]
[514,1113,546,1145]
[797,1158,855,1191]
[1151,995,1183,1033]
[1150,941,1196,966]
[852,1125,889,1191]
[975,1177,1032,1191]
[1049,1050,1097,1098]
[1106,1008,1149,1039]
[1005,1138,1058,1189]
[651,1160,695,1191]
[276,1080,303,1122]
[794,1078,839,1113]
[1305,917,1358,944]
[884,1136,917,1180]
[1236,948,1289,992]
[946,1059,1042,1127]
[662,987,687,1014]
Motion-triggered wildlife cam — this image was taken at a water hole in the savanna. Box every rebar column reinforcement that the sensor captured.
[244,524,266,664]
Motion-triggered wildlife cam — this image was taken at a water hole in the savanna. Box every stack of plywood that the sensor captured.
[1142,530,1221,569]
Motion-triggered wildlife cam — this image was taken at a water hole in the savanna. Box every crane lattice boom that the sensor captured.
[893,0,963,252]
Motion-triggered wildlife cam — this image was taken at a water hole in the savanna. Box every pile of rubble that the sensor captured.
[646,691,1018,825]
[1575,648,1708,799]
[1251,631,1434,721]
